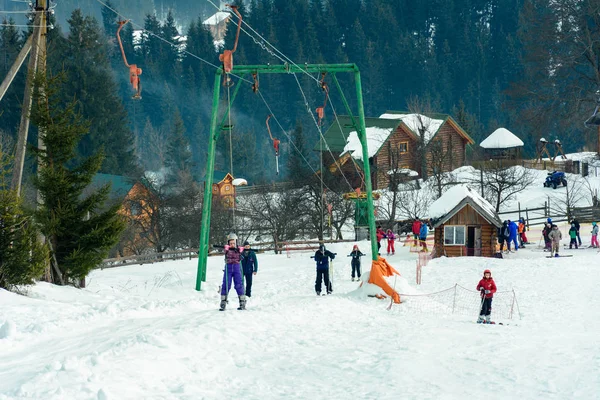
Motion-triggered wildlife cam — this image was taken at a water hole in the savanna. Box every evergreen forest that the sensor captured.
[2,0,600,185]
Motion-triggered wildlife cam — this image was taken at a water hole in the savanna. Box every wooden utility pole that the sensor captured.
[10,0,49,196]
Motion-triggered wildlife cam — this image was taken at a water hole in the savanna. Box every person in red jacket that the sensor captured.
[476,269,497,323]
[376,226,385,254]
[412,217,422,246]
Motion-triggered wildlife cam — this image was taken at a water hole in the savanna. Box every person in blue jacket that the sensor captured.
[241,241,258,298]
[419,222,429,252]
[508,219,519,251]
[313,244,336,295]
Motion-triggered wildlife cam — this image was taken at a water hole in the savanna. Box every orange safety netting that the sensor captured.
[368,257,401,304]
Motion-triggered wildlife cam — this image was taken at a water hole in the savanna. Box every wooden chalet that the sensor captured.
[88,174,157,257]
[315,111,474,190]
[210,171,236,209]
[428,185,502,258]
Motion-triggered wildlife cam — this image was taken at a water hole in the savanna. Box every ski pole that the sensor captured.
[478,288,486,321]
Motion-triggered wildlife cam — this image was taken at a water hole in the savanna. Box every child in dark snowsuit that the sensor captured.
[348,244,364,281]
[568,223,578,249]
[477,269,497,323]
[220,234,246,311]
[313,244,336,295]
[241,241,258,298]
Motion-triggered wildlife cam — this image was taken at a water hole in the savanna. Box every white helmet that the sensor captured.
[227,233,238,241]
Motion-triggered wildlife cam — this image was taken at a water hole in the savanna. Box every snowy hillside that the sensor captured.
[1,235,599,399]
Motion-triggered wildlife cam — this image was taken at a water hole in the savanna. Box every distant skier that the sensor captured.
[592,222,599,248]
[386,229,396,255]
[376,226,386,254]
[518,217,528,247]
[419,222,429,252]
[313,244,336,295]
[412,217,422,247]
[571,218,582,246]
[348,244,364,281]
[498,221,510,252]
[549,224,562,257]
[542,222,553,251]
[477,269,497,324]
[508,219,519,251]
[241,241,258,298]
[568,223,578,249]
[220,233,247,311]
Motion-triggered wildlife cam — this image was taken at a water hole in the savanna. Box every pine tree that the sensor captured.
[47,9,137,175]
[166,111,192,178]
[0,139,48,290]
[30,73,126,285]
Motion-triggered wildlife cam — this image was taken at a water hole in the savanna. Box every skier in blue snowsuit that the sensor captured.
[313,244,336,295]
[508,219,519,251]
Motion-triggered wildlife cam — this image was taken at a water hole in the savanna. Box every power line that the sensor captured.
[92,0,254,85]
[293,73,355,193]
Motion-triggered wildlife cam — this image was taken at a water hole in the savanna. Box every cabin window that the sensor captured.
[398,142,408,153]
[444,225,466,245]
[225,185,231,191]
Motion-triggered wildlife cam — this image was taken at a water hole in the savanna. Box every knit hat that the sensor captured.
[319,244,325,251]
[243,241,250,246]
[483,269,491,275]
[353,244,358,249]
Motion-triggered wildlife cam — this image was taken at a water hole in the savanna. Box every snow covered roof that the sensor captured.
[428,185,501,228]
[480,128,524,149]
[379,113,444,145]
[340,127,395,161]
[203,11,230,26]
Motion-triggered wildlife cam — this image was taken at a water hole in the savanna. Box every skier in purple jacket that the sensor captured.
[220,233,247,311]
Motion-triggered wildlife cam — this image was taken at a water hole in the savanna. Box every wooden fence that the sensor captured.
[98,239,357,269]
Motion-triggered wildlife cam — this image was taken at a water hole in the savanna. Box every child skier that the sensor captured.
[549,224,562,257]
[419,222,429,252]
[592,222,599,248]
[241,241,258,298]
[568,223,578,249]
[220,233,247,311]
[386,229,396,255]
[476,269,497,324]
[518,218,528,247]
[348,244,364,281]
[412,218,422,247]
[313,244,336,295]
[542,222,552,251]
[376,226,386,254]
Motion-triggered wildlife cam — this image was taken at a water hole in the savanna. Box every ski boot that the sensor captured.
[316,291,321,296]
[351,278,355,282]
[555,253,560,258]
[485,315,491,324]
[219,296,227,311]
[237,295,246,310]
[477,316,484,324]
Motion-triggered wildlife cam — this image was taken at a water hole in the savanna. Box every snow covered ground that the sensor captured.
[1,234,599,399]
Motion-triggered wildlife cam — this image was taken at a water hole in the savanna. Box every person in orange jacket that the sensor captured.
[518,217,528,247]
[476,269,497,323]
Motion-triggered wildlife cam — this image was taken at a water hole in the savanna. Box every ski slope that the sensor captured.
[1,235,599,399]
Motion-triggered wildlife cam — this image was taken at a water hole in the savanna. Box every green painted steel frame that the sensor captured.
[196,64,378,291]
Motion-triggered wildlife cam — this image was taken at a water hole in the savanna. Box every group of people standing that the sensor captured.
[498,218,529,252]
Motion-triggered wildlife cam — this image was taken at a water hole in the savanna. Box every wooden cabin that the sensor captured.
[428,186,502,258]
[212,172,235,209]
[315,111,474,190]
[88,174,158,257]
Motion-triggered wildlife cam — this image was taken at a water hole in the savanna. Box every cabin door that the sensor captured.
[467,227,475,256]
[467,226,482,256]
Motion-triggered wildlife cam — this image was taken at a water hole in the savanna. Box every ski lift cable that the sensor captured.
[93,0,254,85]
[325,85,367,189]
[204,0,321,85]
[256,89,335,194]
[292,73,355,193]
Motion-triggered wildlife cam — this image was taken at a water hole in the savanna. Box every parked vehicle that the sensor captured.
[543,171,567,189]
